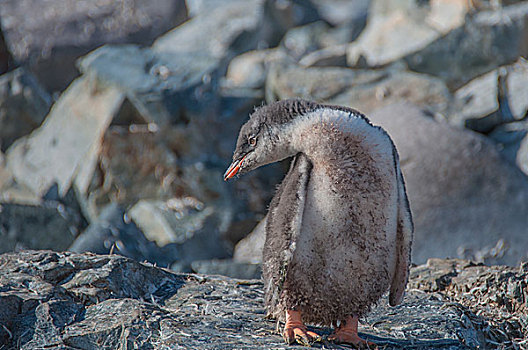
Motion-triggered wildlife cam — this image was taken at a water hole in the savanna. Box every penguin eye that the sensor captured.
[248,136,257,146]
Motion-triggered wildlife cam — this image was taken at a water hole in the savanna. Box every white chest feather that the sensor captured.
[288,109,401,288]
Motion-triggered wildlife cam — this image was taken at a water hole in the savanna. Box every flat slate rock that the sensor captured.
[0,250,525,349]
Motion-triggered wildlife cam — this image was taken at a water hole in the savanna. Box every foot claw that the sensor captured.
[306,330,322,342]
[328,330,377,349]
[329,316,377,349]
[282,310,321,346]
[283,325,320,346]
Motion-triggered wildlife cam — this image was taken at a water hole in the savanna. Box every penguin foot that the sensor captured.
[328,316,377,349]
[283,310,321,346]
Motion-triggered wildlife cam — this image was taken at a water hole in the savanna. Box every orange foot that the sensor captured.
[328,315,377,349]
[282,310,321,346]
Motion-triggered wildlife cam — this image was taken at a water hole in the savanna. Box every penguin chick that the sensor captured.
[224,99,413,347]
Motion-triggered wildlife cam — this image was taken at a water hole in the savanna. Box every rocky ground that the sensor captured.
[0,250,526,349]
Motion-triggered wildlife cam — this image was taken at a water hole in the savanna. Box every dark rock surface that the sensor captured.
[408,258,528,348]
[0,250,526,349]
[0,201,87,254]
[0,68,51,151]
[68,203,178,268]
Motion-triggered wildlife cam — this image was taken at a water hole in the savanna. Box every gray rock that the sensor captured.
[5,75,125,199]
[78,119,270,267]
[185,0,227,17]
[280,21,333,61]
[299,44,348,67]
[408,258,528,346]
[405,2,528,88]
[233,215,267,264]
[153,0,318,65]
[0,0,188,91]
[225,50,270,90]
[186,0,321,32]
[1,250,525,349]
[453,59,528,130]
[281,18,363,66]
[78,44,221,127]
[369,103,528,266]
[81,122,227,209]
[516,131,528,175]
[0,151,39,205]
[225,49,290,90]
[311,0,369,29]
[128,198,213,246]
[0,25,12,74]
[126,197,245,269]
[0,200,87,254]
[7,44,281,262]
[346,0,470,68]
[488,120,528,167]
[266,63,451,114]
[69,203,178,267]
[0,68,51,151]
[346,13,438,68]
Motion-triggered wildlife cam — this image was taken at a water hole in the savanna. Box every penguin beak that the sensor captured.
[224,154,248,181]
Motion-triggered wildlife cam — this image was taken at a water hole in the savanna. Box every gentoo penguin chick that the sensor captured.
[224,99,413,347]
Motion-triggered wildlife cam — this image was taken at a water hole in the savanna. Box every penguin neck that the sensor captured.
[285,108,375,166]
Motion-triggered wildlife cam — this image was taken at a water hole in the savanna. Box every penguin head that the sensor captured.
[224,99,319,180]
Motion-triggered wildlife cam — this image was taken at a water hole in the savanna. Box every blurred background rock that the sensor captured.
[0,0,527,280]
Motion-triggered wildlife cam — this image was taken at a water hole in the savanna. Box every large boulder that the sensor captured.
[266,64,451,114]
[5,75,125,200]
[452,59,528,128]
[0,0,188,91]
[369,103,528,266]
[0,250,525,348]
[346,0,470,68]
[78,45,221,126]
[453,60,528,172]
[404,2,528,88]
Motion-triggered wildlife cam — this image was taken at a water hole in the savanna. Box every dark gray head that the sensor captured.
[224,99,320,180]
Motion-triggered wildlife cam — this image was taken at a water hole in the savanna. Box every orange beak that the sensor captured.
[223,154,247,181]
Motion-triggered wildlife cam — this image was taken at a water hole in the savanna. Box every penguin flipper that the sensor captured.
[389,160,414,306]
[263,153,312,313]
